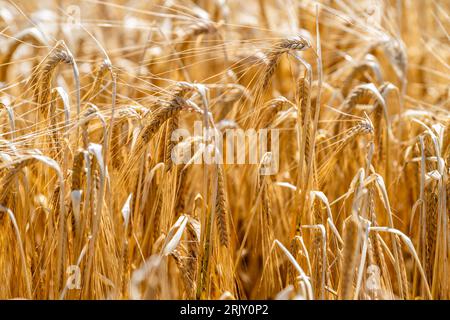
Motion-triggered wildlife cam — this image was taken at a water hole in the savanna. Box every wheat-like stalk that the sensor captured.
[34,45,73,113]
[0,0,447,301]
[339,215,361,300]
[215,164,229,247]
[261,36,311,92]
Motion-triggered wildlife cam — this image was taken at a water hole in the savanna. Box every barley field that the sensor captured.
[0,0,448,300]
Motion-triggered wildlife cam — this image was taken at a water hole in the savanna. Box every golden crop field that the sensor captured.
[0,0,448,300]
